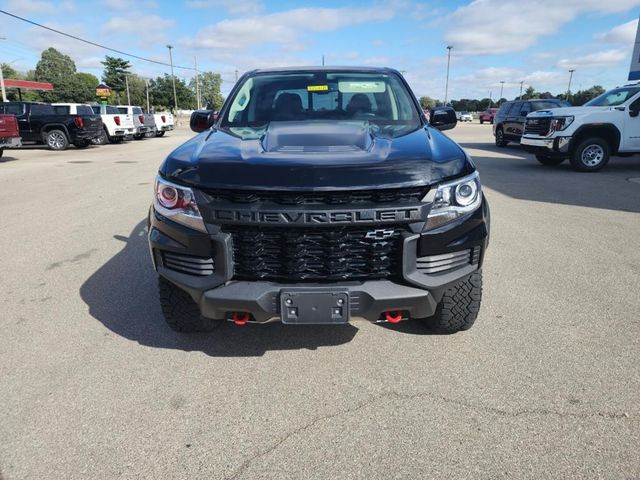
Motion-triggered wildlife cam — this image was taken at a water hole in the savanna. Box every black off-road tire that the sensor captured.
[45,129,69,151]
[480,118,484,124]
[423,271,483,333]
[570,137,610,172]
[156,131,165,137]
[495,127,508,147]
[535,154,565,166]
[158,276,222,332]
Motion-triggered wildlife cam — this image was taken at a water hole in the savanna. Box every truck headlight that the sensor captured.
[424,171,482,230]
[549,116,574,132]
[154,176,207,233]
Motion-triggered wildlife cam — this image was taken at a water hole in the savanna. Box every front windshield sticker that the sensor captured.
[307,85,329,91]
[338,81,386,93]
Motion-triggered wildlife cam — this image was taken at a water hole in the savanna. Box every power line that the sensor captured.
[0,9,196,71]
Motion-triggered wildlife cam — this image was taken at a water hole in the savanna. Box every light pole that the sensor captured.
[166,44,178,112]
[566,69,575,101]
[194,56,200,110]
[0,37,7,102]
[499,80,505,101]
[444,45,453,106]
[125,74,131,105]
[519,81,524,99]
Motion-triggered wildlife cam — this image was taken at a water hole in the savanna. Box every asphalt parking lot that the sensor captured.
[1,123,639,479]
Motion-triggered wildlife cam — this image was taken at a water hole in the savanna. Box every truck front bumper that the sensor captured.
[148,198,490,324]
[521,135,571,156]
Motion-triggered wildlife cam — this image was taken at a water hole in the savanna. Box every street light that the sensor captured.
[499,80,505,101]
[566,69,575,101]
[0,37,7,102]
[166,44,178,112]
[444,45,453,106]
[519,81,524,99]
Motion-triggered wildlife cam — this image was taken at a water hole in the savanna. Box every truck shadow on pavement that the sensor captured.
[459,142,640,214]
[80,220,358,356]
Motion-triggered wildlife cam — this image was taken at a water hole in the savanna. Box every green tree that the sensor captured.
[101,56,132,103]
[418,96,436,110]
[569,85,605,106]
[190,71,225,110]
[523,86,540,100]
[34,47,77,102]
[72,72,100,103]
[150,74,196,111]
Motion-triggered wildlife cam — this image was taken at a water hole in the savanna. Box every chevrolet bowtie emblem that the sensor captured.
[365,229,395,240]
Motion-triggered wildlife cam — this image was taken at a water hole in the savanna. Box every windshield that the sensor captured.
[220,70,421,138]
[585,87,640,107]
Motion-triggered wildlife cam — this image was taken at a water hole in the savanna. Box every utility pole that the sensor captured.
[566,69,575,101]
[519,81,524,99]
[194,56,200,110]
[125,75,131,105]
[499,80,505,101]
[145,78,150,113]
[489,90,492,108]
[1,37,8,102]
[322,55,325,66]
[166,44,178,112]
[444,45,453,106]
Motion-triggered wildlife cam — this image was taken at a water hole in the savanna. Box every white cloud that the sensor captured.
[185,0,264,15]
[181,6,395,51]
[102,14,174,33]
[595,18,639,44]
[2,0,74,14]
[557,49,628,69]
[445,0,640,55]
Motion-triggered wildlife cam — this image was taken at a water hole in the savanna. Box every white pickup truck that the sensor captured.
[116,105,154,140]
[89,104,135,144]
[152,112,174,137]
[521,83,640,171]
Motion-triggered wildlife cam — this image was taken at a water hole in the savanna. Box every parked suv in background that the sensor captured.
[479,108,497,124]
[493,99,570,146]
[521,84,640,171]
[148,67,489,334]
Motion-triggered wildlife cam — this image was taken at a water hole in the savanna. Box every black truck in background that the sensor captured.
[0,102,103,151]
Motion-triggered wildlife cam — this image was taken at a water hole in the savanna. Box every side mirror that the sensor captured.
[430,107,457,131]
[190,110,215,133]
[629,105,639,118]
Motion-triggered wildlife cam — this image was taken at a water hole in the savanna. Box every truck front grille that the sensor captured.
[202,187,427,206]
[225,225,405,282]
[524,117,551,136]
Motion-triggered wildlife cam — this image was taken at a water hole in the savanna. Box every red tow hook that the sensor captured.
[385,310,403,324]
[232,312,250,326]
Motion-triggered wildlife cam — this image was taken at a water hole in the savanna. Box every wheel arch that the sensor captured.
[571,124,621,154]
[41,124,71,140]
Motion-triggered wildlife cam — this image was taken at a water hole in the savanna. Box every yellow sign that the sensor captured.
[307,85,329,91]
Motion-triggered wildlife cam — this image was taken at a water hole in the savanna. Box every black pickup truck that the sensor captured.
[0,102,103,150]
[148,66,489,334]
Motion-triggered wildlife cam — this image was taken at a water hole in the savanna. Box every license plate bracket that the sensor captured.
[280,289,349,324]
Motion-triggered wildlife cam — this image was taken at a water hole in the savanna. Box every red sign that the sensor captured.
[96,84,111,97]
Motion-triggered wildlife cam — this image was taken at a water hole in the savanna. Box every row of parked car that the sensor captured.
[0,101,174,156]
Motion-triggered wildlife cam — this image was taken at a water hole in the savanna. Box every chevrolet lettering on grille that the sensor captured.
[210,206,425,225]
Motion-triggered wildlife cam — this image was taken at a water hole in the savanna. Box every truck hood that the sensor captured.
[528,106,612,118]
[159,121,472,190]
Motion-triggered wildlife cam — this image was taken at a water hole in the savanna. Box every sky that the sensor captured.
[1,0,639,100]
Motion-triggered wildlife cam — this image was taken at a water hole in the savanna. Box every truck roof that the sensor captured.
[250,66,401,75]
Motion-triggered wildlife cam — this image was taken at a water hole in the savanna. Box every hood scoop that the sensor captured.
[261,120,373,153]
